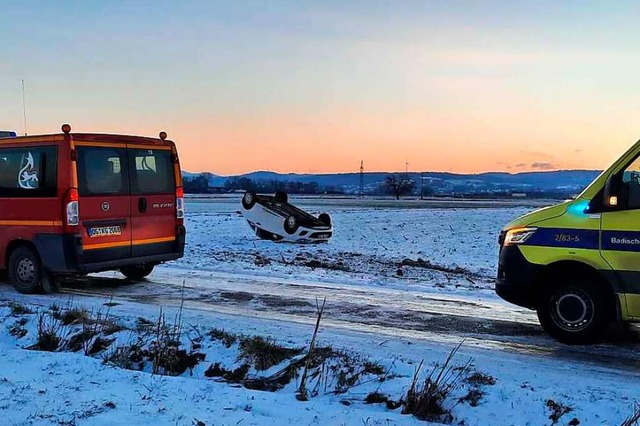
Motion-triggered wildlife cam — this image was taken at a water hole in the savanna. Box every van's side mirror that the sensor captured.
[603,173,624,209]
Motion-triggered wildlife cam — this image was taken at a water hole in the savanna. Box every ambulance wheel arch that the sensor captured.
[532,260,618,344]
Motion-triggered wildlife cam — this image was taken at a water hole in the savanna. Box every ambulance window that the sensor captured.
[129,149,174,195]
[77,147,128,196]
[622,156,640,209]
[0,146,57,197]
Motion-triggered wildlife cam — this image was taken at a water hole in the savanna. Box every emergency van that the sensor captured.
[497,139,640,343]
[0,124,185,293]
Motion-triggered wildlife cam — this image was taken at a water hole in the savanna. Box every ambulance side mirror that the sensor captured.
[603,173,623,209]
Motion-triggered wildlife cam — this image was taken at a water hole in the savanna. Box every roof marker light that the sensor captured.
[159,131,167,140]
[61,124,71,134]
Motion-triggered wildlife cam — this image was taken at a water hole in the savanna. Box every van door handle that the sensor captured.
[138,197,147,213]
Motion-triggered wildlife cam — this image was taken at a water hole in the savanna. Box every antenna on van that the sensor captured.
[21,79,28,136]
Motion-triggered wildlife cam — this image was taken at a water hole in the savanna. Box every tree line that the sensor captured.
[183,172,432,198]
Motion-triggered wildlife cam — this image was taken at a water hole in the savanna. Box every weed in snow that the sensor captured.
[401,343,471,424]
[621,403,640,426]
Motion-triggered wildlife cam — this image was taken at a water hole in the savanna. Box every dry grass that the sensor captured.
[401,343,471,423]
[621,403,640,426]
[31,313,63,352]
[9,302,32,315]
[8,318,28,338]
[209,328,238,348]
[239,336,303,371]
[466,371,496,386]
[60,308,90,326]
[546,399,573,425]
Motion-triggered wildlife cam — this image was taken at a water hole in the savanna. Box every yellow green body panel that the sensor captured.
[623,294,640,320]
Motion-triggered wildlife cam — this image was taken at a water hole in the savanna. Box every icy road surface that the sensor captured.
[58,196,639,371]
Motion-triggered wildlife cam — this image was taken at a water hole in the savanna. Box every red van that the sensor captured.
[0,124,185,293]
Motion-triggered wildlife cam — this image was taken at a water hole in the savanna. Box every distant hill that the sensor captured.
[183,169,601,196]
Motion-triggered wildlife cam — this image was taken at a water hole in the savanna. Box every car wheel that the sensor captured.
[284,215,299,235]
[536,277,612,344]
[274,191,288,203]
[120,264,155,281]
[319,213,331,226]
[8,246,44,294]
[242,191,257,210]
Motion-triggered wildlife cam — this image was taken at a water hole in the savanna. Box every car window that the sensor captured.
[129,149,174,195]
[77,147,128,196]
[0,146,57,197]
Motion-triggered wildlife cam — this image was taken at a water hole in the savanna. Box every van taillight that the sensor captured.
[66,188,79,226]
[176,187,184,220]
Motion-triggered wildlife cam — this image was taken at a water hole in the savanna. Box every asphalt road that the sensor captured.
[57,267,640,372]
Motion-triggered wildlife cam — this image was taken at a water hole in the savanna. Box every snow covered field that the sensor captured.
[0,196,638,426]
[179,196,533,294]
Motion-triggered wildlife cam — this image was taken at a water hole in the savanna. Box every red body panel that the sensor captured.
[0,131,183,272]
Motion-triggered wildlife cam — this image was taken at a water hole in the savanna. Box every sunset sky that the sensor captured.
[1,1,640,175]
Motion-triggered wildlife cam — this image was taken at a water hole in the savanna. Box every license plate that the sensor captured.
[315,233,331,239]
[88,226,122,237]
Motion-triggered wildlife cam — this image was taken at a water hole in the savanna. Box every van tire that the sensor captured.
[242,192,257,210]
[536,277,611,344]
[41,274,61,294]
[120,264,154,281]
[8,246,44,294]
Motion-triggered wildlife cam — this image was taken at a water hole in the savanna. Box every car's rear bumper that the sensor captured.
[35,226,186,274]
[495,245,540,309]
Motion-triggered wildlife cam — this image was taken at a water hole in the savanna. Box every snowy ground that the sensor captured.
[180,196,534,293]
[0,196,638,425]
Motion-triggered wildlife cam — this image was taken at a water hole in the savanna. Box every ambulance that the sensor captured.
[497,139,640,343]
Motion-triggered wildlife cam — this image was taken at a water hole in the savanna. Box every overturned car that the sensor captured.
[241,191,332,243]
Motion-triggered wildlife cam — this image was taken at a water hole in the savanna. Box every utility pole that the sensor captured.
[420,172,424,200]
[21,79,28,136]
[359,160,364,198]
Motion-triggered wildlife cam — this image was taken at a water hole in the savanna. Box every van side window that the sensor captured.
[77,147,127,196]
[622,156,640,209]
[0,146,57,197]
[129,149,174,195]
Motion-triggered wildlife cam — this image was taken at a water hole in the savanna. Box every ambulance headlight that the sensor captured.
[503,227,537,246]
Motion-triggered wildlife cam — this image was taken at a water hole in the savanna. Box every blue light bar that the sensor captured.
[0,131,17,138]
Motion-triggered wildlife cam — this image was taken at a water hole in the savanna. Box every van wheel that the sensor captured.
[8,246,44,294]
[284,215,298,235]
[536,277,611,344]
[41,274,61,294]
[120,264,154,281]
[242,191,257,210]
[274,191,288,203]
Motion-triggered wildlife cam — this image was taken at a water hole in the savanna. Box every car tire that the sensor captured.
[284,215,299,235]
[536,277,612,344]
[120,264,155,281]
[274,191,288,203]
[319,213,331,226]
[8,246,44,294]
[242,191,257,210]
